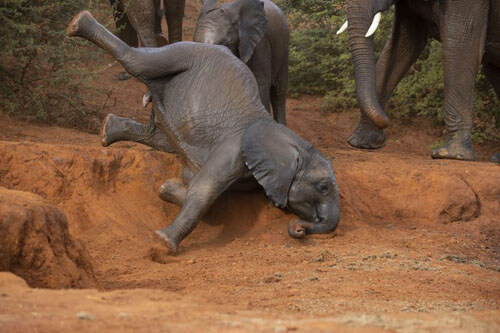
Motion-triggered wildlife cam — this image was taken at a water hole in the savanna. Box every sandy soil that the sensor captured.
[0,1,499,331]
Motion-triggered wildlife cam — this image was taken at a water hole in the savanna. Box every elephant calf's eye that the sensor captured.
[317,182,329,195]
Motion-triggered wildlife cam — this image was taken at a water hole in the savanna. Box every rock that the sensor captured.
[76,311,96,320]
[0,187,96,288]
[118,312,130,318]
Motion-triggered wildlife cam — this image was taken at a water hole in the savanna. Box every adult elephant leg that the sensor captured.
[109,0,137,80]
[483,62,500,98]
[270,61,288,126]
[153,0,168,46]
[125,0,157,47]
[109,0,138,47]
[482,63,500,163]
[247,50,272,113]
[256,74,271,114]
[164,0,185,43]
[155,142,245,252]
[348,6,428,149]
[431,1,489,161]
[101,113,176,153]
[375,7,429,110]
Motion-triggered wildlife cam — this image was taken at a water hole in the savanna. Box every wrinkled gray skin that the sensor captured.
[343,0,500,161]
[194,0,289,125]
[109,0,184,47]
[67,11,340,252]
[110,0,185,80]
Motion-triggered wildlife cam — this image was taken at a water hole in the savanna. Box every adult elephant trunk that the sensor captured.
[346,1,389,129]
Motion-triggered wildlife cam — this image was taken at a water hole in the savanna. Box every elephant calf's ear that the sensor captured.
[237,0,267,63]
[241,120,303,208]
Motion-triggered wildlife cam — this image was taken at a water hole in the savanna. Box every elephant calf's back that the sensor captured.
[152,50,271,163]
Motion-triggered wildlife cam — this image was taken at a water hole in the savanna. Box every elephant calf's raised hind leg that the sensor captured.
[101,113,176,153]
[67,11,192,82]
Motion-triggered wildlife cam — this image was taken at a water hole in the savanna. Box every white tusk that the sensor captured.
[365,12,381,37]
[336,20,348,35]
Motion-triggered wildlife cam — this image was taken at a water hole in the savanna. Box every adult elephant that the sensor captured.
[338,0,500,161]
[193,0,289,125]
[67,11,340,252]
[109,0,185,47]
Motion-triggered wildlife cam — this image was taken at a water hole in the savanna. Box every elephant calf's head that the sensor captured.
[242,121,340,238]
[193,0,268,63]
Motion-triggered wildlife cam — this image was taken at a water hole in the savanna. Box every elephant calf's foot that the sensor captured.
[101,113,125,147]
[347,123,386,149]
[66,11,92,37]
[159,178,187,206]
[430,140,476,161]
[155,227,179,253]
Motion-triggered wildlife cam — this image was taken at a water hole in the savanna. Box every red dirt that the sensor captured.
[1,94,499,331]
[0,0,499,330]
[0,188,96,288]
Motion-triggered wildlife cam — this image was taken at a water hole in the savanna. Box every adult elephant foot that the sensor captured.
[347,116,386,149]
[430,138,476,161]
[491,152,500,164]
[158,178,187,206]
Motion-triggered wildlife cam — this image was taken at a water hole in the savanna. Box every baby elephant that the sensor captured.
[67,11,340,252]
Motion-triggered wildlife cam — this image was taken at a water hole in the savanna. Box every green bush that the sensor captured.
[0,0,110,131]
[278,0,500,143]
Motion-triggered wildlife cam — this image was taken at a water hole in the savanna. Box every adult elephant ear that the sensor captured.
[235,0,267,63]
[201,0,217,15]
[241,120,312,208]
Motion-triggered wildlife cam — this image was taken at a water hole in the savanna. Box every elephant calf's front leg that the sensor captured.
[159,178,187,206]
[155,143,245,252]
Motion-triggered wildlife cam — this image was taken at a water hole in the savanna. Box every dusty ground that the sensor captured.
[1,1,500,331]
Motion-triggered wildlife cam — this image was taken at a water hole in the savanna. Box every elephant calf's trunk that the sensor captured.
[288,220,306,238]
[287,218,339,238]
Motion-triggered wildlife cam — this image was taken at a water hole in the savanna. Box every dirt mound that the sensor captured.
[334,152,500,224]
[0,187,95,288]
[1,140,498,235]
